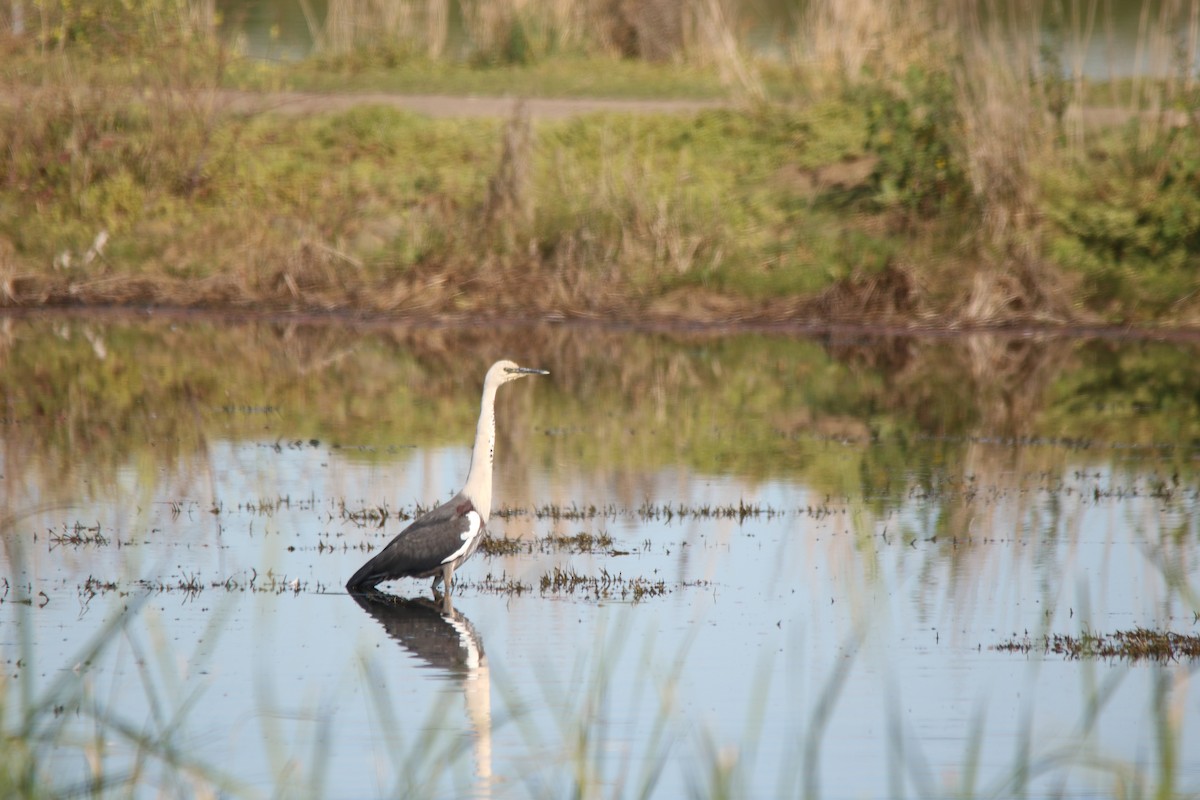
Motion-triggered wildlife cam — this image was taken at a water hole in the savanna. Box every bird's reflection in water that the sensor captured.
[351,591,492,795]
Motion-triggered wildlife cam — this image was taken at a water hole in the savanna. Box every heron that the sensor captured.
[345,360,548,595]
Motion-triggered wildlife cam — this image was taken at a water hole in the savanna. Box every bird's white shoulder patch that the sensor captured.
[462,510,482,541]
[442,510,483,564]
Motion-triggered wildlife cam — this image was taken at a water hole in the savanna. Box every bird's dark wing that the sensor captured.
[345,495,483,591]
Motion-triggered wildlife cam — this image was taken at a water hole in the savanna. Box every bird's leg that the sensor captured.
[430,564,455,600]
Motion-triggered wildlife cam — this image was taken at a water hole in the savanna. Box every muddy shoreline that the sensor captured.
[4,303,1199,343]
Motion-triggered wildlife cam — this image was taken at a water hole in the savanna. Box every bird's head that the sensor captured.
[487,359,549,387]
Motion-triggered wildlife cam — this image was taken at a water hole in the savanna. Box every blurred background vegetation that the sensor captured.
[0,0,1197,326]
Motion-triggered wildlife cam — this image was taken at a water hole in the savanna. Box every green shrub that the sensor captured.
[19,0,216,60]
[1045,126,1200,315]
[860,66,970,220]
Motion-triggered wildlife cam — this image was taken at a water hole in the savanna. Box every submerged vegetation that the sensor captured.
[996,628,1200,662]
[0,0,1198,326]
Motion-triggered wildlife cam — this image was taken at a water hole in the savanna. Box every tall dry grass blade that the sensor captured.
[461,0,528,62]
[1132,0,1153,112]
[1187,0,1200,94]
[1064,0,1099,146]
[802,636,859,800]
[802,0,951,85]
[484,101,535,236]
[953,1,1080,326]
[697,0,763,102]
[298,0,327,52]
[320,0,444,57]
[426,0,448,59]
[629,0,685,62]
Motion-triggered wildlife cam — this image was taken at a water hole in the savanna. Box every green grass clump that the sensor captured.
[1043,124,1200,320]
[277,54,739,100]
[0,92,894,316]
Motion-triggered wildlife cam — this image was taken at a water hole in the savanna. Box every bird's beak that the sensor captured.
[506,366,549,376]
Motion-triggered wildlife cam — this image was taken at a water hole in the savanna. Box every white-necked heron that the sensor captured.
[345,359,548,594]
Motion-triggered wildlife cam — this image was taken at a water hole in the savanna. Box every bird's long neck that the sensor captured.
[461,382,498,522]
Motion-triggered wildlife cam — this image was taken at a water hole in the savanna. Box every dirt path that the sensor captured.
[214,89,726,118]
[9,84,1182,126]
[202,89,1190,128]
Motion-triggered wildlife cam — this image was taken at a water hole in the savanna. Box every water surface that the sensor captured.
[1,315,1198,798]
[218,0,1200,78]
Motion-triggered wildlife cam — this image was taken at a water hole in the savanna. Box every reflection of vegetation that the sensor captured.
[1041,338,1200,446]
[3,317,1200,501]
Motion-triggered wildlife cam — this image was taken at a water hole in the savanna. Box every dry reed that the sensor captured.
[801,0,954,84]
[316,0,451,58]
[800,0,1092,325]
[951,1,1081,326]
[484,101,535,235]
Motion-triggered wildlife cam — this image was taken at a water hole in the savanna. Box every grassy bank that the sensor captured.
[0,0,1198,327]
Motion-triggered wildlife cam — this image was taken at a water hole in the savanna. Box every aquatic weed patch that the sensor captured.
[540,531,617,554]
[477,535,527,556]
[478,530,619,556]
[498,500,808,525]
[47,522,110,548]
[995,628,1200,662]
[538,565,708,603]
[461,572,535,596]
[76,570,318,603]
[635,498,786,522]
[539,566,668,602]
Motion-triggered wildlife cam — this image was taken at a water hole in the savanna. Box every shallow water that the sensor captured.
[220,0,1200,78]
[1,315,1198,799]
